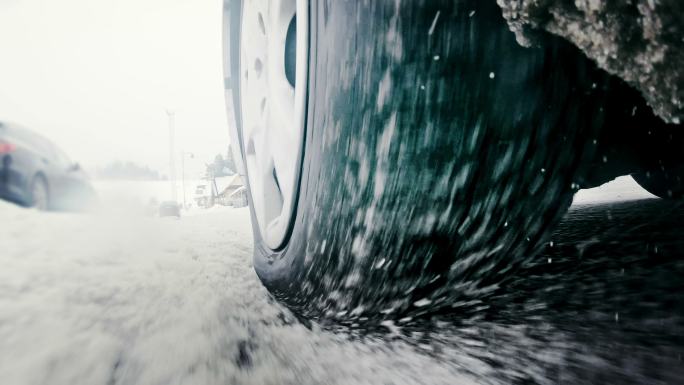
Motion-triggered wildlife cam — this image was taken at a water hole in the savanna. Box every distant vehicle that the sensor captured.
[158,201,181,218]
[0,121,95,211]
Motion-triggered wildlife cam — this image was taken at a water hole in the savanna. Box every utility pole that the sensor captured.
[181,149,186,208]
[181,151,194,209]
[166,109,177,203]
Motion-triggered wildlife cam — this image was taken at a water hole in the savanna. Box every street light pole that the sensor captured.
[181,151,195,209]
[166,109,177,203]
[181,149,186,208]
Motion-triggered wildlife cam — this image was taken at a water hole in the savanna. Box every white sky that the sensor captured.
[0,0,231,177]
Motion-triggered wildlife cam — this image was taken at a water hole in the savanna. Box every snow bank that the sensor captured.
[0,198,474,385]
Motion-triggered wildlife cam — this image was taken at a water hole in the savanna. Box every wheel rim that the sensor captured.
[32,179,48,210]
[240,0,308,250]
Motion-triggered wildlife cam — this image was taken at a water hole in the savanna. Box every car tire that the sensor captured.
[30,175,49,211]
[233,0,619,323]
[632,168,684,199]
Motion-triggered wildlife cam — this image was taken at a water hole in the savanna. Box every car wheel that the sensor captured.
[632,167,684,199]
[231,0,615,323]
[30,175,49,211]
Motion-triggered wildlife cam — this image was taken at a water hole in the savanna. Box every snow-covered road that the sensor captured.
[2,176,678,385]
[0,200,474,385]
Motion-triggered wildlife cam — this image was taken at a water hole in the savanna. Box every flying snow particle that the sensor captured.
[428,11,441,36]
[414,298,432,307]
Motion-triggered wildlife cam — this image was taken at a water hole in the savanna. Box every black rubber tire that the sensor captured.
[30,175,49,211]
[633,168,684,199]
[236,0,617,324]
[629,118,684,199]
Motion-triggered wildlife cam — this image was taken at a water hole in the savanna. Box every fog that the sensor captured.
[0,0,230,175]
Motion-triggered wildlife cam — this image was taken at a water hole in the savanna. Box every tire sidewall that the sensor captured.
[245,0,607,320]
[30,175,49,210]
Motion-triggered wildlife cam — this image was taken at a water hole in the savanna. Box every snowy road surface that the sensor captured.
[0,201,473,385]
[1,176,682,384]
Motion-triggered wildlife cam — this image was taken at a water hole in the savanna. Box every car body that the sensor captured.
[158,201,181,217]
[0,121,95,210]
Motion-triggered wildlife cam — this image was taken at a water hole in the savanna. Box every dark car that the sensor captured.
[158,201,181,218]
[0,121,95,211]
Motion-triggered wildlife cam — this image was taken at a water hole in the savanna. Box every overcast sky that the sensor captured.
[0,0,230,177]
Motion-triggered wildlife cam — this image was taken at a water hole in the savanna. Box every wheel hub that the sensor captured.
[32,180,48,210]
[240,0,308,250]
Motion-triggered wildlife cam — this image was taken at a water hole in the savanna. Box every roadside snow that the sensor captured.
[0,177,655,385]
[0,198,473,385]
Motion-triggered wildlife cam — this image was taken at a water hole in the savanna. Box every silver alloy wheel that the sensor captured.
[32,178,48,211]
[239,0,308,250]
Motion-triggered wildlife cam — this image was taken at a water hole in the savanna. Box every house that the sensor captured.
[214,174,246,206]
[227,186,248,208]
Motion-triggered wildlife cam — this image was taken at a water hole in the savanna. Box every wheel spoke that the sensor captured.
[240,0,307,249]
